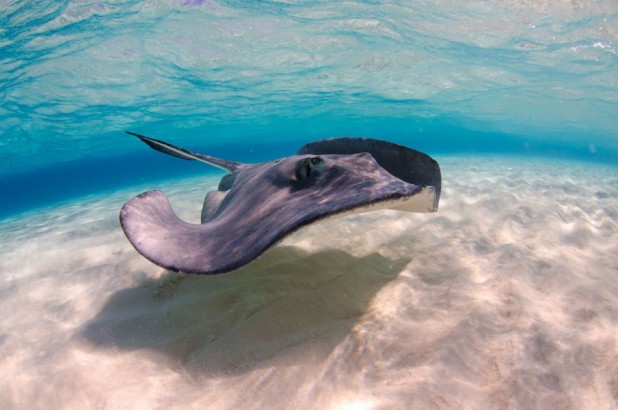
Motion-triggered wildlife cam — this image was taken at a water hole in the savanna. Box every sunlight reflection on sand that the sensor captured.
[0,156,617,409]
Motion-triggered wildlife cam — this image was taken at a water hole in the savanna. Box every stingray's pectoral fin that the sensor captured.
[120,190,217,274]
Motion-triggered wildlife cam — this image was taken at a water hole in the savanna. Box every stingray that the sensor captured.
[120,132,441,275]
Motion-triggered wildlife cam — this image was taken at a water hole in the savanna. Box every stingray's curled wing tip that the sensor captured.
[121,190,218,274]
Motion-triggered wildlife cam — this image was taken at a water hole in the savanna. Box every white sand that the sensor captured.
[0,156,617,409]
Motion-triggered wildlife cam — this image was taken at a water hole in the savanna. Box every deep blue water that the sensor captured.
[1,0,617,219]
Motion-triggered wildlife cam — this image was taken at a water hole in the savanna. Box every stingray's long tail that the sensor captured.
[125,131,243,172]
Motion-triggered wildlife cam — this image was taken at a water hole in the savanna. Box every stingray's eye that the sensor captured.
[295,156,324,181]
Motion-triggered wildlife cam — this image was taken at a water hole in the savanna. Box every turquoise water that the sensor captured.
[1,0,617,218]
[2,3,618,407]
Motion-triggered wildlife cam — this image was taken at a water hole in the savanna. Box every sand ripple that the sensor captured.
[0,157,617,409]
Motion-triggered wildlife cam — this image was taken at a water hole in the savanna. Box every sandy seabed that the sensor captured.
[0,155,617,410]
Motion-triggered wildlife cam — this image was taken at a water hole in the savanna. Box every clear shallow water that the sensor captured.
[1,0,617,218]
[1,2,618,408]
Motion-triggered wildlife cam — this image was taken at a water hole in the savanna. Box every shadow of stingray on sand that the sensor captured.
[79,245,409,377]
